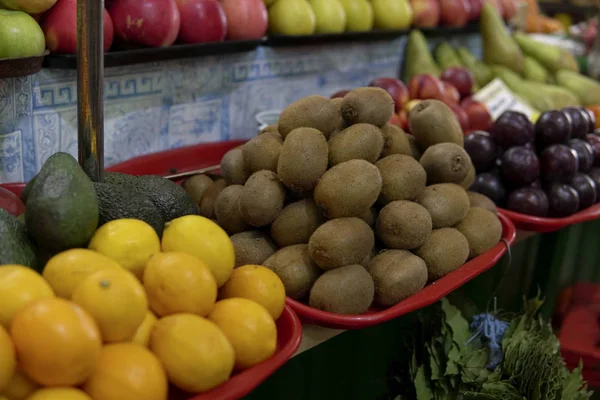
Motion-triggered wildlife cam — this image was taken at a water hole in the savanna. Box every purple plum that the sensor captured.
[500,146,540,187]
[540,144,579,183]
[507,187,549,217]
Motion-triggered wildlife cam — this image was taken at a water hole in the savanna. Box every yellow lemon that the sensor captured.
[88,219,160,279]
[161,216,235,287]
[0,266,54,330]
[43,249,123,299]
[83,343,167,400]
[25,388,92,400]
[0,326,15,392]
[1,369,38,400]
[208,298,277,370]
[71,269,148,342]
[220,265,286,320]
[149,313,234,392]
[130,311,157,347]
[143,252,217,317]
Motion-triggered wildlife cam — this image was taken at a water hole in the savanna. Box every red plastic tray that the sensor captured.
[498,204,600,233]
[286,212,516,330]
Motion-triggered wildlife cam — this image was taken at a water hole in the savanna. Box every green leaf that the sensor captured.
[415,365,434,400]
[441,298,472,350]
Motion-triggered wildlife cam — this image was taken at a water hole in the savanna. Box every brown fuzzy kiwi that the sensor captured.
[264,244,321,300]
[308,217,374,271]
[414,228,469,280]
[331,97,346,132]
[408,99,464,149]
[467,191,497,214]
[340,87,394,127]
[242,132,283,173]
[309,264,375,314]
[460,163,476,189]
[419,143,472,184]
[376,154,427,204]
[182,174,213,205]
[239,170,286,227]
[380,124,412,157]
[416,183,470,228]
[360,247,378,269]
[454,208,502,258]
[406,134,422,159]
[231,230,278,268]
[360,207,377,227]
[214,185,249,234]
[313,159,383,219]
[368,250,428,306]
[376,200,432,249]
[277,95,339,139]
[220,148,249,185]
[200,178,226,218]
[270,199,324,247]
[328,123,385,166]
[260,125,279,134]
[277,127,328,194]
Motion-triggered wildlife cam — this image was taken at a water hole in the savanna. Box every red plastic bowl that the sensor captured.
[0,186,25,216]
[286,212,516,330]
[499,204,600,233]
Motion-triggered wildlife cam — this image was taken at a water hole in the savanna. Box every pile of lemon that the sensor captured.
[0,215,286,400]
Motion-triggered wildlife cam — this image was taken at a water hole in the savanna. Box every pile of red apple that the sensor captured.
[39,0,268,54]
[411,0,515,28]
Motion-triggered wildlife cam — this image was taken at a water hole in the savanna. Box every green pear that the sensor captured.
[481,3,524,75]
[0,0,56,14]
[402,30,440,82]
[269,0,316,35]
[339,0,373,32]
[555,70,600,106]
[372,0,413,30]
[514,32,579,73]
[434,42,463,70]
[523,56,549,83]
[456,47,493,87]
[308,0,346,34]
[0,10,46,59]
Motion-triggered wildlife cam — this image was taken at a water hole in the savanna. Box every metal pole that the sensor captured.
[77,0,104,182]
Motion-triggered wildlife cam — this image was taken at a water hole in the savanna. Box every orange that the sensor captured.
[219,265,286,319]
[0,325,15,392]
[149,314,234,392]
[143,252,217,317]
[130,311,157,347]
[10,298,102,386]
[26,388,92,400]
[83,343,168,400]
[0,369,38,400]
[0,265,54,330]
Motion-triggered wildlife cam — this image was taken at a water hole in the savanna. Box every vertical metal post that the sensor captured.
[77,0,104,181]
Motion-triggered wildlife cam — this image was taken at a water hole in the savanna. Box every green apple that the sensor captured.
[0,10,45,59]
[269,0,316,35]
[308,0,346,34]
[0,0,57,14]
[338,0,373,32]
[372,0,413,30]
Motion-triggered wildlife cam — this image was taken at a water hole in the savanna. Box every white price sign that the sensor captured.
[473,78,537,121]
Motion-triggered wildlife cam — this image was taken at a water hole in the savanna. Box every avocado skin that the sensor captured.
[25,152,99,253]
[20,175,36,205]
[0,208,40,270]
[93,182,165,236]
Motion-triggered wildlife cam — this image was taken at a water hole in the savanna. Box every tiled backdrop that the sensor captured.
[0,34,481,184]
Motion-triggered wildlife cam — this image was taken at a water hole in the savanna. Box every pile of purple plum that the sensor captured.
[464,108,600,218]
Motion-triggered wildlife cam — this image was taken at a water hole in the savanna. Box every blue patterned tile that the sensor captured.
[0,130,24,183]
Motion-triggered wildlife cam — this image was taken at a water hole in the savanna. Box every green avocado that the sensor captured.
[0,208,39,270]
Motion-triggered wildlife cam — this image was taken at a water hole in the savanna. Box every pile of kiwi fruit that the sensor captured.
[183,90,504,315]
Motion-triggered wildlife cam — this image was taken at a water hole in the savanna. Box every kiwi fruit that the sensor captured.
[376,200,432,250]
[314,159,383,219]
[361,207,377,227]
[182,174,213,205]
[408,99,464,149]
[376,154,426,204]
[264,244,321,300]
[308,217,374,271]
[360,247,378,269]
[419,143,472,184]
[200,178,227,218]
[467,191,497,214]
[416,183,470,228]
[340,87,394,127]
[460,163,476,189]
[454,208,502,258]
[277,127,328,194]
[231,230,278,268]
[406,134,422,159]
[328,123,385,166]
[220,148,249,185]
[214,185,249,234]
[270,199,324,247]
[380,124,411,157]
[368,250,428,306]
[309,264,375,314]
[331,97,346,132]
[277,95,339,139]
[242,132,283,173]
[239,170,286,227]
[260,125,278,134]
[414,228,469,280]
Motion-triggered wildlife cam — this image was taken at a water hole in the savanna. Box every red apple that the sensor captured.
[397,110,410,132]
[408,74,446,101]
[410,0,441,28]
[331,90,351,99]
[500,0,516,20]
[41,0,114,54]
[441,81,460,104]
[108,0,180,48]
[441,67,474,99]
[389,113,403,128]
[448,102,470,132]
[220,0,267,40]
[461,98,492,131]
[176,0,227,44]
[440,0,469,27]
[369,77,409,113]
[466,0,483,20]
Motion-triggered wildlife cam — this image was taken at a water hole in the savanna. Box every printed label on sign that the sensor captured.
[473,78,537,121]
